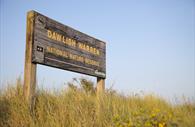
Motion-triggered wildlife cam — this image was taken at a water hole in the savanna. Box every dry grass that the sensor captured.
[0,78,195,127]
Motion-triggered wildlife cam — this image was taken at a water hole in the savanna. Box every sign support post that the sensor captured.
[23,11,37,101]
[97,78,105,94]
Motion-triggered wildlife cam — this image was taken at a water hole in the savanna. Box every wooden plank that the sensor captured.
[31,11,106,78]
[23,11,37,101]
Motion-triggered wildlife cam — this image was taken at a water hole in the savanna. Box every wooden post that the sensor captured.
[23,11,37,101]
[96,77,105,94]
[96,77,105,122]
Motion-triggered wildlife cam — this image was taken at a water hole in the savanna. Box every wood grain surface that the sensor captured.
[30,11,106,78]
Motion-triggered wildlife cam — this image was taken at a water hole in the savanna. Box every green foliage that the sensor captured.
[0,78,195,127]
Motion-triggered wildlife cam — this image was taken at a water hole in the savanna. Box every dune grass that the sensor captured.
[0,78,195,127]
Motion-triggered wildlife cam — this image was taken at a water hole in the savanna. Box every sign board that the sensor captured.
[31,11,106,78]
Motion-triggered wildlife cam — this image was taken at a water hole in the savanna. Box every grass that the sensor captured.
[0,78,195,127]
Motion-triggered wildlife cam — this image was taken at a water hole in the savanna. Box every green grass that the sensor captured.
[0,78,195,127]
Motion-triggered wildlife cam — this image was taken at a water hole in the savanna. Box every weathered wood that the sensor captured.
[23,10,106,100]
[23,11,37,101]
[31,11,106,78]
[96,78,105,94]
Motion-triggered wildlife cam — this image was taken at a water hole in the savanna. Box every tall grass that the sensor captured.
[0,78,195,127]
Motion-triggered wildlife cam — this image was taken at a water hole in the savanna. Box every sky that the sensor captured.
[0,0,194,101]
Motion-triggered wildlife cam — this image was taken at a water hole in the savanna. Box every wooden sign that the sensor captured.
[24,10,106,101]
[32,11,106,78]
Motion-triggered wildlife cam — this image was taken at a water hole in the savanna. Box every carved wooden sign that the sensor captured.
[30,11,106,78]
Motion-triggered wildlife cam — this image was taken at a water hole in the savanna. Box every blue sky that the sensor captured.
[0,0,194,101]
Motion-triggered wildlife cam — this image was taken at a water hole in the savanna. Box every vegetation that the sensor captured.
[0,78,195,127]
